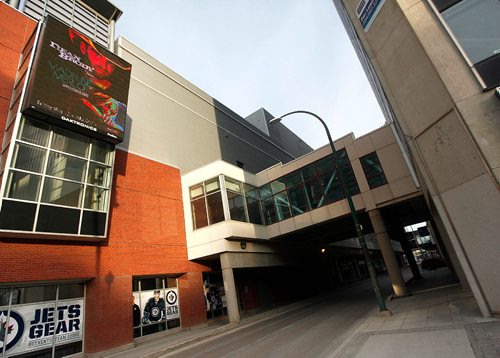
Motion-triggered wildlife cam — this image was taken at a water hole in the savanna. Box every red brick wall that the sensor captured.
[0,5,209,353]
[82,150,209,353]
[0,3,36,138]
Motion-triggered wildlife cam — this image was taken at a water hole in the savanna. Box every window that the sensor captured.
[132,277,180,338]
[226,177,247,223]
[430,0,500,89]
[360,152,388,189]
[0,116,114,237]
[0,283,84,357]
[189,151,360,228]
[189,177,224,229]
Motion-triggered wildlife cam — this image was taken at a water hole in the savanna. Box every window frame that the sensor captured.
[428,0,500,89]
[0,116,115,238]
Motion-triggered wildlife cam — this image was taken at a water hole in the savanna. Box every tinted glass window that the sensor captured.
[207,192,224,225]
[12,143,46,173]
[46,152,86,182]
[51,127,89,158]
[6,171,42,201]
[41,178,83,207]
[191,197,208,229]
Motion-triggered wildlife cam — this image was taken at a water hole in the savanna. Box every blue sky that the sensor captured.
[113,0,386,149]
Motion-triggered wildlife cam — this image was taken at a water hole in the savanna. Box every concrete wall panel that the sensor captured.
[375,17,453,136]
[441,174,500,313]
[416,110,487,193]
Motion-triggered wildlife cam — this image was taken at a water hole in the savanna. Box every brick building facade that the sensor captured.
[0,3,208,356]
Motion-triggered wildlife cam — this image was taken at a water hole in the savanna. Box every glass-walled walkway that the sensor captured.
[189,148,387,230]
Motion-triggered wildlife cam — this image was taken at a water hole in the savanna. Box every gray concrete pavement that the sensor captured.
[333,269,500,357]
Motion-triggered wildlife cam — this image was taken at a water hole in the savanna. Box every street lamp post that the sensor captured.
[270,110,389,312]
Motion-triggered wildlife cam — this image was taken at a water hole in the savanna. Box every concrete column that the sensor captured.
[399,232,423,280]
[220,253,240,323]
[369,209,408,297]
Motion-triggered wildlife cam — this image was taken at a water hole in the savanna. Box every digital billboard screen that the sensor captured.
[22,16,131,143]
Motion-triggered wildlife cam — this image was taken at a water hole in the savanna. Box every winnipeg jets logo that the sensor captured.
[0,311,24,352]
[151,307,160,318]
[166,290,177,305]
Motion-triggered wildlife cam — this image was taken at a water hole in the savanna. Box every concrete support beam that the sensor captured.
[220,253,240,323]
[369,209,408,297]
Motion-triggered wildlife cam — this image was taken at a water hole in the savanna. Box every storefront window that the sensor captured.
[0,283,84,357]
[132,277,180,338]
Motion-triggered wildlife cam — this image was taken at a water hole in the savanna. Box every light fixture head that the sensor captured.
[269,117,282,125]
[240,242,247,250]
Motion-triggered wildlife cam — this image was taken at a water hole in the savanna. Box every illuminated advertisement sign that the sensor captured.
[0,299,84,356]
[22,16,131,143]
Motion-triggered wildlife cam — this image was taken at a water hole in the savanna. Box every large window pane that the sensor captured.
[6,171,42,201]
[227,191,247,222]
[270,180,286,194]
[18,116,50,146]
[81,211,106,236]
[12,143,46,173]
[246,197,263,225]
[300,164,316,180]
[36,205,80,234]
[303,177,322,209]
[442,0,500,64]
[207,192,224,224]
[11,286,57,305]
[316,156,335,173]
[261,197,277,224]
[360,152,387,189]
[281,172,301,187]
[191,197,208,229]
[41,178,83,207]
[58,283,85,299]
[244,184,259,199]
[47,152,86,182]
[288,184,309,215]
[84,186,108,211]
[87,162,111,187]
[90,140,113,164]
[51,126,89,158]
[318,169,340,204]
[274,192,291,221]
[0,200,37,231]
[259,184,272,199]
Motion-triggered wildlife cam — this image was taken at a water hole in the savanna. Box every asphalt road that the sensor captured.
[163,276,394,358]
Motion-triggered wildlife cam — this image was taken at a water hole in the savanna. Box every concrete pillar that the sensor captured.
[399,232,423,280]
[369,209,408,297]
[220,253,240,323]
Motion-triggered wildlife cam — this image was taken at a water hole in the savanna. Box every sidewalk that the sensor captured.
[332,269,500,357]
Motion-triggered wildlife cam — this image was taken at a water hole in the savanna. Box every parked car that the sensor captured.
[421,257,447,271]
